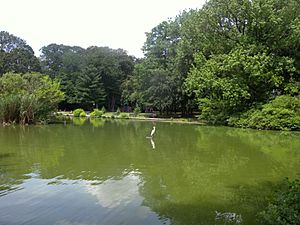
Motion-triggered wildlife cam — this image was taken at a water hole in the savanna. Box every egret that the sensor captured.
[150,126,156,137]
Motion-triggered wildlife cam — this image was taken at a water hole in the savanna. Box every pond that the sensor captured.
[0,119,299,225]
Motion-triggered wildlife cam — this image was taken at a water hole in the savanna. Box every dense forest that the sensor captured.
[1,0,300,130]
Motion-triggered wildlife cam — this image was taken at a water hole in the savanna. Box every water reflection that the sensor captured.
[72,117,87,126]
[90,118,105,128]
[150,138,156,149]
[215,211,243,225]
[0,122,299,225]
[85,172,141,208]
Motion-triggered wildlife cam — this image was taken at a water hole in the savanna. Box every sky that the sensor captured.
[0,0,206,58]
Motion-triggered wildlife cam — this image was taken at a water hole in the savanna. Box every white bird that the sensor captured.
[150,126,156,137]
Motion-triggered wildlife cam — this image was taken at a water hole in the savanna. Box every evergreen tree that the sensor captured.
[77,65,106,109]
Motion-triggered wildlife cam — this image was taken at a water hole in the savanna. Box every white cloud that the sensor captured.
[85,173,141,208]
[0,0,205,57]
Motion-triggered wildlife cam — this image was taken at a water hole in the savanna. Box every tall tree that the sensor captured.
[183,0,300,124]
[84,46,134,111]
[0,31,40,75]
[0,31,28,52]
[40,44,84,78]
[76,65,106,109]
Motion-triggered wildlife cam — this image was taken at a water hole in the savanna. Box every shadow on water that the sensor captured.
[141,178,287,225]
[0,153,15,159]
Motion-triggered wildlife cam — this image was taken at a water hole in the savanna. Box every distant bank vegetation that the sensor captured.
[0,72,63,125]
[1,0,300,130]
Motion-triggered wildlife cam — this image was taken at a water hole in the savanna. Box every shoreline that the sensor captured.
[58,111,205,125]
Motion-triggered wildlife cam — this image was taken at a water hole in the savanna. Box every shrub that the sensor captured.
[119,113,129,119]
[259,178,300,225]
[198,98,229,125]
[73,108,85,117]
[116,107,121,116]
[133,106,141,116]
[79,111,86,117]
[229,95,300,130]
[101,106,106,114]
[90,109,103,118]
[0,72,64,124]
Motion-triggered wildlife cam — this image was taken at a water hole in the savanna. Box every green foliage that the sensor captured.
[116,107,121,116]
[0,72,64,124]
[3,0,300,129]
[0,31,40,75]
[40,44,134,111]
[40,44,84,78]
[0,31,28,52]
[133,106,141,116]
[90,118,105,127]
[122,16,192,115]
[79,111,86,117]
[122,60,184,114]
[73,108,85,117]
[229,96,300,130]
[259,178,300,225]
[90,109,103,118]
[77,65,106,109]
[72,117,86,126]
[119,113,129,119]
[183,0,300,125]
[101,106,106,114]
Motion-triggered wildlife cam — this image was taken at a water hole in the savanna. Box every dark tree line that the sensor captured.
[0,32,135,112]
[40,44,135,111]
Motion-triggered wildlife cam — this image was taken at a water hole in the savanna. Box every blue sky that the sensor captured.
[0,0,205,58]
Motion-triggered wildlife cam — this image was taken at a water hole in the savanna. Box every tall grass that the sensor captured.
[0,72,64,125]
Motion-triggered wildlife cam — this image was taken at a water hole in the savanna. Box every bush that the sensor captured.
[101,106,106,114]
[0,72,64,124]
[73,108,85,117]
[228,95,300,130]
[133,106,141,116]
[116,107,121,116]
[198,98,229,125]
[79,111,86,117]
[90,109,103,118]
[259,178,300,225]
[119,113,129,119]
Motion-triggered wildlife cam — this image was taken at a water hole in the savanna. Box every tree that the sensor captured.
[39,44,134,111]
[0,31,40,75]
[132,18,194,114]
[144,69,177,114]
[0,31,28,52]
[181,0,300,126]
[4,47,41,73]
[76,65,106,109]
[143,20,180,68]
[84,46,134,111]
[40,44,84,78]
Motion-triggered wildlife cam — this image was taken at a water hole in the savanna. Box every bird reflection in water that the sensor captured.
[150,138,155,149]
[149,125,156,149]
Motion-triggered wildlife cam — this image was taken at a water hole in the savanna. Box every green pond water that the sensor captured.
[0,119,299,225]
